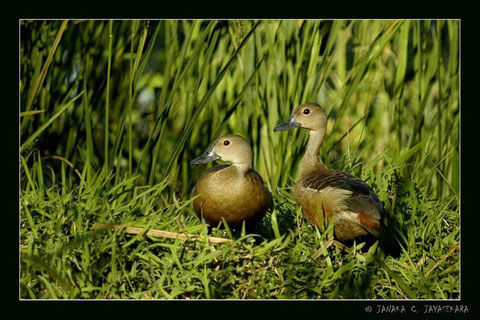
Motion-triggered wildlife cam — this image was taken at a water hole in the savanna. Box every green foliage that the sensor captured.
[20,20,459,299]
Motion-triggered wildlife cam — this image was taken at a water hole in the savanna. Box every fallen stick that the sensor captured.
[93,223,234,244]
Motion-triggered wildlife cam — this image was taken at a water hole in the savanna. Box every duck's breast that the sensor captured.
[294,184,352,228]
[193,166,270,225]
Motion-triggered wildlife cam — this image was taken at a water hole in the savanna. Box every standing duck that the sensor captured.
[274,103,396,250]
[190,134,271,230]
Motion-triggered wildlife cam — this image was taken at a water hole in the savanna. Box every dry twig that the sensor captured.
[93,223,234,244]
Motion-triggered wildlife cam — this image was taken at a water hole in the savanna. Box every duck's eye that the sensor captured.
[223,140,230,146]
[303,108,310,115]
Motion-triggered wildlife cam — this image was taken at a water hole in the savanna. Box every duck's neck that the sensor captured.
[232,162,251,176]
[299,129,327,179]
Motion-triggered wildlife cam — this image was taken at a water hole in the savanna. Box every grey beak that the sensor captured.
[274,115,301,132]
[190,146,220,165]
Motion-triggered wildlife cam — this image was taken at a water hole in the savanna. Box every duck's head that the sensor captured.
[190,134,252,168]
[274,103,327,132]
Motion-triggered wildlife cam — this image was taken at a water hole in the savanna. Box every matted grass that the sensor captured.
[20,19,459,299]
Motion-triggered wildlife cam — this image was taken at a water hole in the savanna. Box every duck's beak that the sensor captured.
[274,115,301,132]
[190,146,220,165]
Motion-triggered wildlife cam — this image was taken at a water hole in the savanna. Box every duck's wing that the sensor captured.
[301,170,384,235]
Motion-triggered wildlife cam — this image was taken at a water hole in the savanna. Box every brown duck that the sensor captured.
[190,134,271,229]
[274,103,389,243]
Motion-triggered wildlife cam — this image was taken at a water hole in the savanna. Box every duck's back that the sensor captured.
[193,165,271,226]
[295,169,384,240]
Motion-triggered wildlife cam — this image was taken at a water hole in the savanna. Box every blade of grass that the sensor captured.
[26,20,68,111]
[21,91,84,153]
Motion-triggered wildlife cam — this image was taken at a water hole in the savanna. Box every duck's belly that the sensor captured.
[294,185,368,240]
[193,183,269,226]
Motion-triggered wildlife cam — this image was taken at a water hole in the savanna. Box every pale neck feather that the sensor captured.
[232,162,251,175]
[298,129,327,179]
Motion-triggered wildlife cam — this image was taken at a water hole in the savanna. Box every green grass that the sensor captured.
[20,19,459,299]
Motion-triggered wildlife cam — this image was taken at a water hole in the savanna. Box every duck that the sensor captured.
[190,134,271,230]
[274,103,396,250]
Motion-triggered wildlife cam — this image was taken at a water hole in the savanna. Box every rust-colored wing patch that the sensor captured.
[357,212,382,231]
